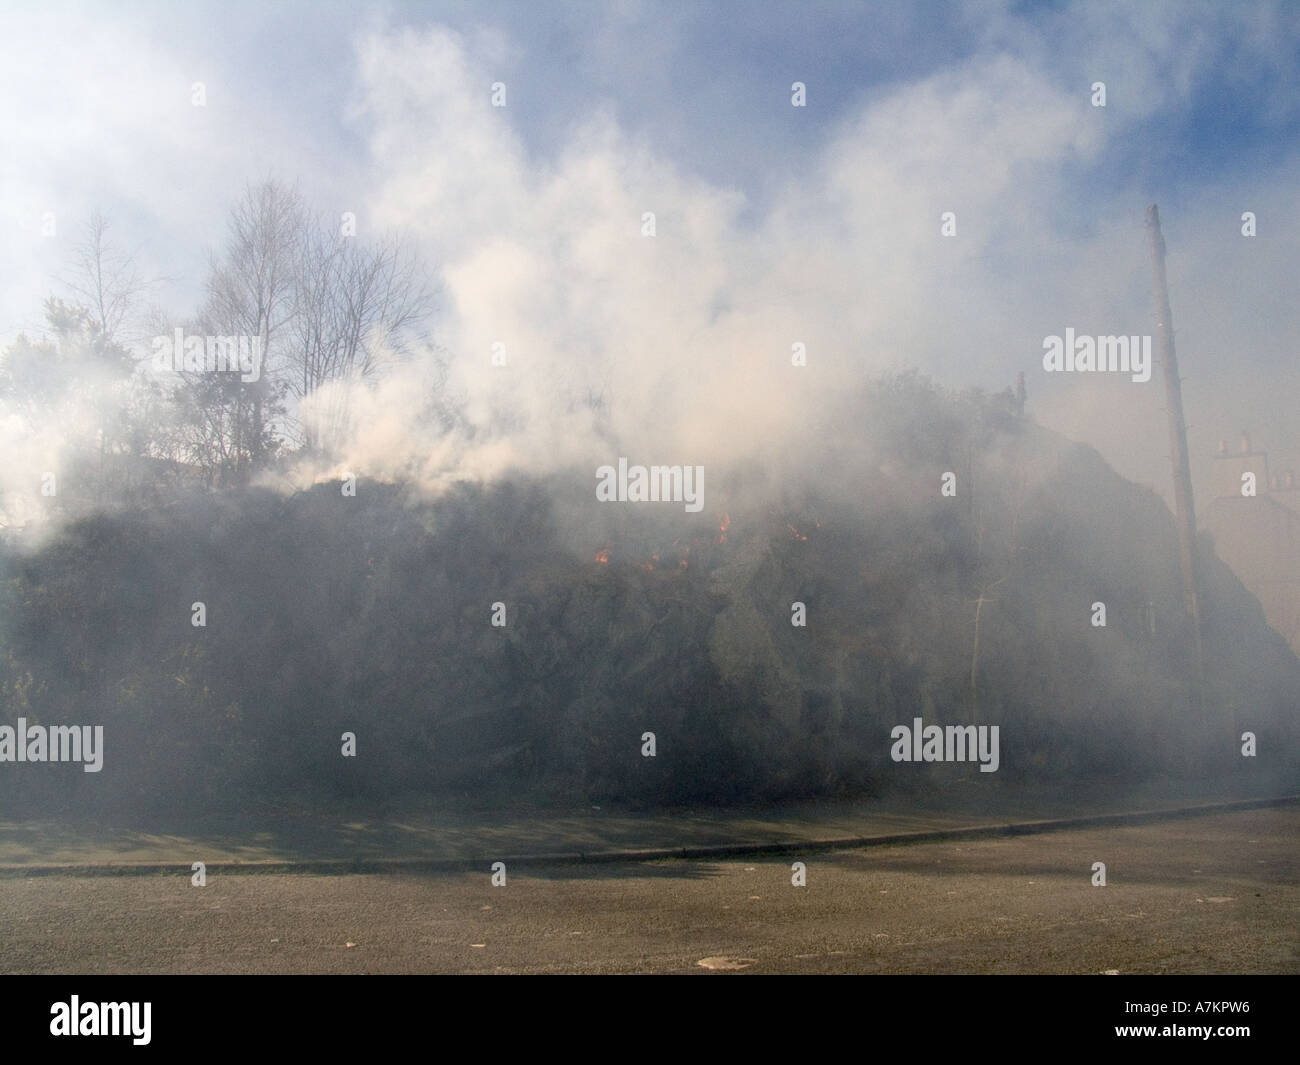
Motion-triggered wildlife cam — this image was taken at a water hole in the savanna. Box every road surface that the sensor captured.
[1,807,1295,974]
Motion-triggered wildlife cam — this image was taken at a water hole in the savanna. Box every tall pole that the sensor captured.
[1145,205,1206,711]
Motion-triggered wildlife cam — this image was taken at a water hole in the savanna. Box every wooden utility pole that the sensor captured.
[968,576,1006,727]
[1145,205,1206,709]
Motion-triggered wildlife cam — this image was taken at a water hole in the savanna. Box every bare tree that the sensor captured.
[289,220,434,453]
[170,180,438,472]
[200,180,306,472]
[60,210,163,346]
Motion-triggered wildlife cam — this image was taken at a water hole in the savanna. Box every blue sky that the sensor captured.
[2,0,1298,500]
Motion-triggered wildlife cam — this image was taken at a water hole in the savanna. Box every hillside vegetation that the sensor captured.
[2,375,1296,815]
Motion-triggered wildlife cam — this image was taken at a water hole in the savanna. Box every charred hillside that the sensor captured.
[1,376,1296,815]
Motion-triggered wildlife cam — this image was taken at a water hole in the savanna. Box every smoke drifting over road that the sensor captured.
[0,3,1296,818]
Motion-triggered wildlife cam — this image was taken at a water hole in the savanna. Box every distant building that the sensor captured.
[1202,433,1300,656]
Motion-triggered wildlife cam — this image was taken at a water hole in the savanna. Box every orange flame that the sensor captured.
[788,524,808,541]
[714,512,731,544]
[594,548,610,564]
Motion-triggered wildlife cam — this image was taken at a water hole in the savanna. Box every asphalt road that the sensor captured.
[1,807,1295,974]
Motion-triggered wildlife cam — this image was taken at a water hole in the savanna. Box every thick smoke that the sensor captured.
[283,23,1297,504]
[3,15,1297,519]
[1,8,1297,820]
